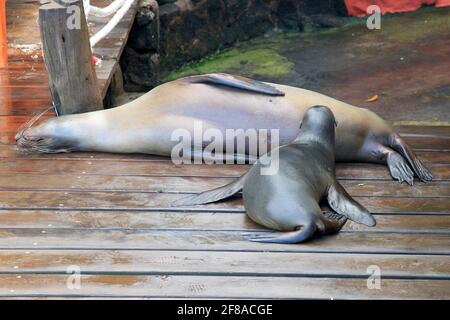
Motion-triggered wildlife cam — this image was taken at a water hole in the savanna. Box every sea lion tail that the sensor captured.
[243,223,317,244]
[171,173,247,206]
[389,133,433,182]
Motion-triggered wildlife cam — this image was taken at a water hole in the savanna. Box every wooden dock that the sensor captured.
[5,0,136,99]
[0,1,449,299]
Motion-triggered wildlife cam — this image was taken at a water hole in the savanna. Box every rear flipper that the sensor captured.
[389,133,433,182]
[327,182,376,227]
[171,173,247,206]
[375,144,415,185]
[387,149,415,185]
[319,204,348,235]
[243,222,317,244]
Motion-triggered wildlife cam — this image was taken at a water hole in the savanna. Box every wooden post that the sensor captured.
[0,0,7,67]
[39,0,103,115]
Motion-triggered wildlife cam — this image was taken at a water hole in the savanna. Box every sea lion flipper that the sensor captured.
[389,133,433,182]
[243,223,316,244]
[327,182,376,227]
[186,73,285,96]
[386,150,414,185]
[171,173,247,207]
[320,204,348,234]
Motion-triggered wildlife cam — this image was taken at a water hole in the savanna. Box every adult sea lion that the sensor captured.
[173,106,376,243]
[16,73,432,184]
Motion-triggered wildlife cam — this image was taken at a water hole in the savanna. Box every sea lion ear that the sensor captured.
[327,182,376,227]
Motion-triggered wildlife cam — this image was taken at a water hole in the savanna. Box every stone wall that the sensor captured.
[121,0,347,91]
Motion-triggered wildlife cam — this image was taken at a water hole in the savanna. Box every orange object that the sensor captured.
[344,0,450,17]
[366,95,379,103]
[0,0,7,67]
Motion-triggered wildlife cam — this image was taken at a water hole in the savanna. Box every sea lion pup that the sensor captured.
[16,73,432,184]
[173,106,376,243]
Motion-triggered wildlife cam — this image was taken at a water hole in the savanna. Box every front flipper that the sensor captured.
[327,182,376,227]
[243,223,317,244]
[186,73,285,96]
[171,173,248,206]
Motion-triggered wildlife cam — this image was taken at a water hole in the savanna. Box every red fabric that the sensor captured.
[344,0,450,17]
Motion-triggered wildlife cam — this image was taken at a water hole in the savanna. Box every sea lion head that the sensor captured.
[295,105,337,147]
[16,113,78,154]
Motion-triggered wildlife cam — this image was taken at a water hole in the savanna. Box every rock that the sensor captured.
[121,0,349,91]
[121,47,160,92]
[159,3,179,20]
[156,0,177,5]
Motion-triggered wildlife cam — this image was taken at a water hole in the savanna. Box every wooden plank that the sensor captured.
[0,0,7,67]
[39,0,103,114]
[91,1,137,98]
[3,0,136,103]
[395,126,450,137]
[0,190,448,213]
[0,228,448,254]
[0,210,448,233]
[401,136,450,150]
[2,189,450,214]
[6,1,41,54]
[0,274,448,299]
[395,126,450,151]
[0,62,46,69]
[0,159,448,180]
[0,174,448,198]
[95,58,117,98]
[337,163,450,181]
[420,145,450,159]
[0,145,449,164]
[0,100,52,116]
[341,180,450,198]
[0,86,51,99]
[0,250,448,279]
